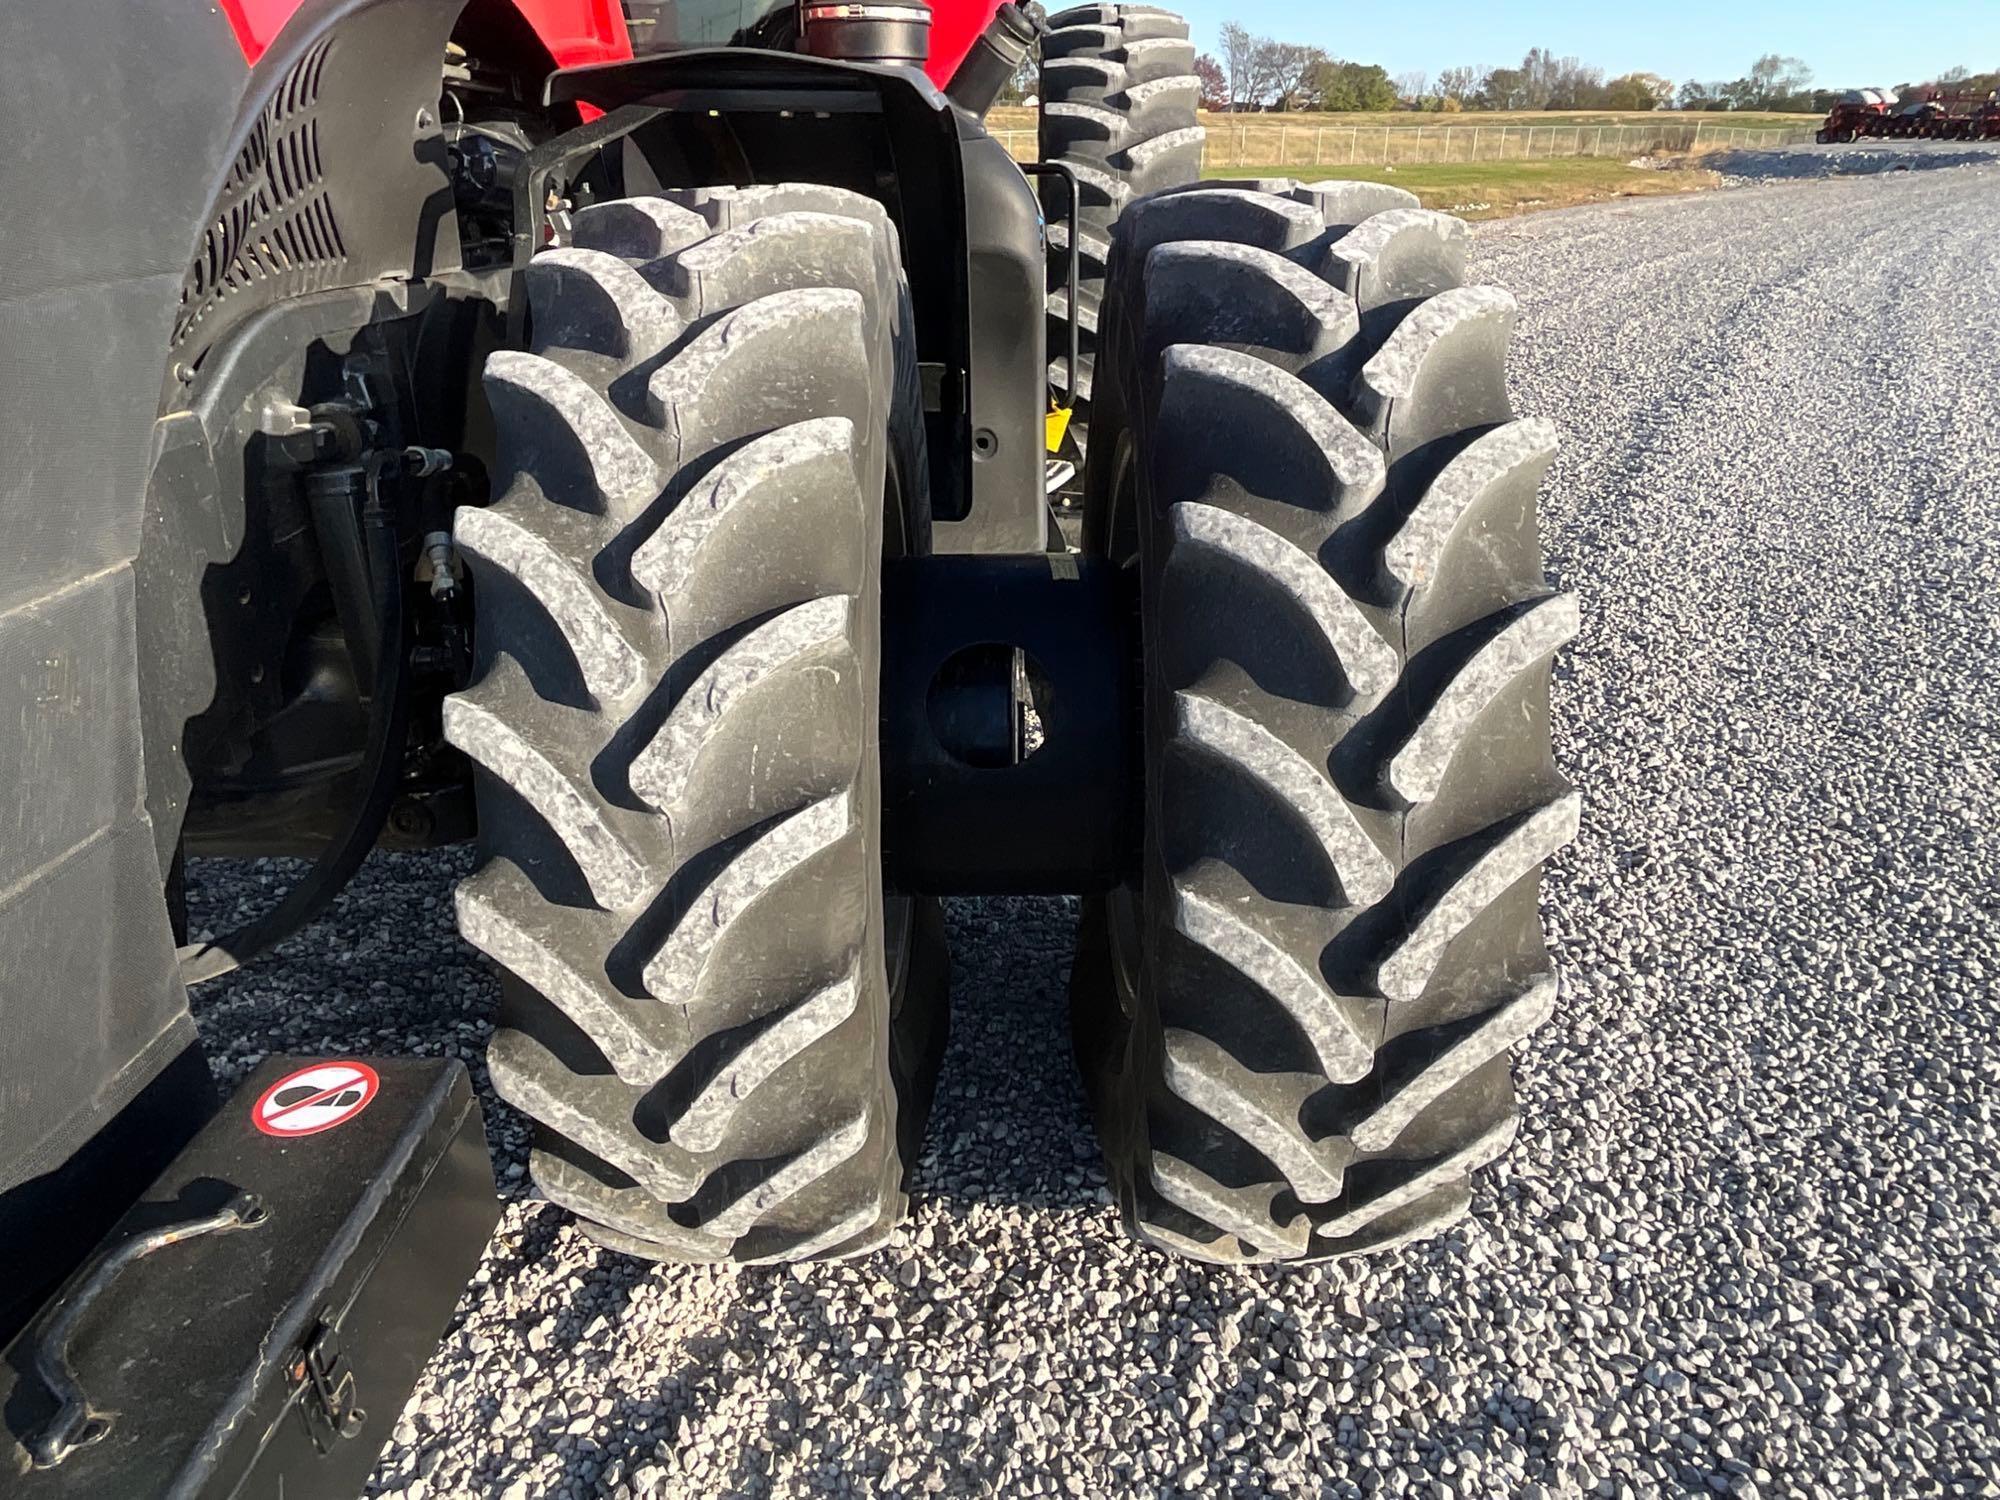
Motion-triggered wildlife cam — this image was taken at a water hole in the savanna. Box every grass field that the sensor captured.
[1203,158,1726,220]
[984,103,1794,219]
[990,105,1814,185]
[987,106,1818,134]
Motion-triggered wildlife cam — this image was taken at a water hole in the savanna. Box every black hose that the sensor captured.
[178,462,410,986]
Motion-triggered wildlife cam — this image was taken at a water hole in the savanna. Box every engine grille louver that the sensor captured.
[172,38,346,350]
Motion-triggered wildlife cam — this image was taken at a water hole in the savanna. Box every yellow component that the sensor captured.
[1045,406,1074,453]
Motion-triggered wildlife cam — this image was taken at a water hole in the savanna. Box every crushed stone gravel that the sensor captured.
[1655,139,2000,184]
[186,162,2000,1498]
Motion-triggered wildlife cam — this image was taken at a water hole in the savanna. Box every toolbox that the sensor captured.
[1,1055,498,1498]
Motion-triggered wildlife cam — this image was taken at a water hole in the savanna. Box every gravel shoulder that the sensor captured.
[187,163,2000,1499]
[1684,139,2000,182]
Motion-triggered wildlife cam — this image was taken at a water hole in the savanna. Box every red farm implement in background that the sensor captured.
[1819,87,2000,143]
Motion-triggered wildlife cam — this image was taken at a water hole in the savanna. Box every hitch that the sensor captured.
[882,552,1138,894]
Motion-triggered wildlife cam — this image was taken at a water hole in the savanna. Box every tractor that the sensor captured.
[0,0,1572,1489]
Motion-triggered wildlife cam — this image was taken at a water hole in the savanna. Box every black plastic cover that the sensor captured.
[0,1056,497,1498]
[934,117,1048,554]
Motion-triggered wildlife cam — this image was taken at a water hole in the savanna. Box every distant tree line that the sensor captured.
[999,29,2000,116]
[1193,37,2000,115]
[1211,24,1402,112]
[1202,35,1692,114]
[1679,60,1997,111]
[1933,65,2000,97]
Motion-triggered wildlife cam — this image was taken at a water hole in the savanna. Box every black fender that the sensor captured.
[545,47,1049,552]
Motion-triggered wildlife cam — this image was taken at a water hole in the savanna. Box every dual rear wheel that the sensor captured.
[452,173,1571,1265]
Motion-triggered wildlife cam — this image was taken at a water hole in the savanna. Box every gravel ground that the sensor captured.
[186,163,2000,1498]
[1702,140,2000,182]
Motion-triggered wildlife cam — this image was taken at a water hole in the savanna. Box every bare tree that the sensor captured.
[1241,37,1281,109]
[1479,65,1530,110]
[1554,60,1606,107]
[1394,70,1431,105]
[1520,47,1558,108]
[1218,21,1257,112]
[1436,65,1481,103]
[1493,48,1604,109]
[1747,52,1813,106]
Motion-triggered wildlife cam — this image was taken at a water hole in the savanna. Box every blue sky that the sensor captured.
[1171,1,1999,92]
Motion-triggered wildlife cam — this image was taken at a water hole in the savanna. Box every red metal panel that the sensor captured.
[216,0,298,63]
[216,0,998,105]
[926,0,1004,88]
[217,0,631,69]
[508,0,633,66]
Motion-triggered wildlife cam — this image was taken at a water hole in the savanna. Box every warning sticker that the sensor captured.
[251,1061,380,1138]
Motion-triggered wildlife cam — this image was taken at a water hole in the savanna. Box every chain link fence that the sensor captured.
[993,120,1820,168]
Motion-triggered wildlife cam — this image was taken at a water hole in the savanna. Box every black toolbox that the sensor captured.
[1,1055,498,1498]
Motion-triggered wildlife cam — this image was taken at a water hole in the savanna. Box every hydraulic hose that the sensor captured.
[178,459,410,986]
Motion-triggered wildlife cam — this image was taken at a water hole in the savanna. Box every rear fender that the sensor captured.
[542,48,1048,549]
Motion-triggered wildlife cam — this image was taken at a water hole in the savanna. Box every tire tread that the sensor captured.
[450,186,931,1263]
[1078,181,1576,1263]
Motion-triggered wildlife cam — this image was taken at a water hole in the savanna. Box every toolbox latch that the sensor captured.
[293,1315,368,1451]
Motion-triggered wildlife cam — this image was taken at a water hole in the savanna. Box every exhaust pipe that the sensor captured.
[946,2,1043,118]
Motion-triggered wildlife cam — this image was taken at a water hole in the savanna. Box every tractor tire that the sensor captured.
[1071,180,1577,1264]
[1038,4,1205,473]
[446,184,947,1264]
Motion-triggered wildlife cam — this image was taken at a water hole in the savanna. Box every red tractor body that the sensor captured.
[217,0,1005,83]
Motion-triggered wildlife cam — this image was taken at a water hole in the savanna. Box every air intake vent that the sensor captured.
[172,38,347,350]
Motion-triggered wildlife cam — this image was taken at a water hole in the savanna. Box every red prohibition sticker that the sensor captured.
[251,1061,380,1138]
